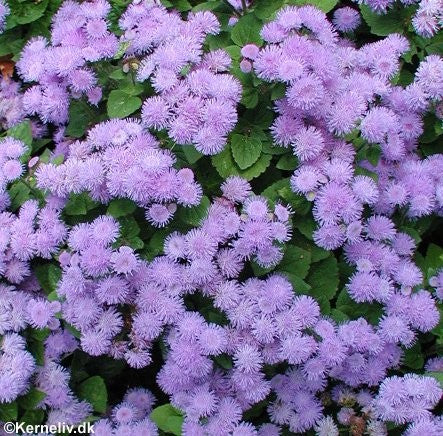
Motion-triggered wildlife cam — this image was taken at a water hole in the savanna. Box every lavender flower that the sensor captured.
[120,1,241,155]
[17,0,118,124]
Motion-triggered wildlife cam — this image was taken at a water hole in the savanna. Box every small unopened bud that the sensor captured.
[239,59,252,73]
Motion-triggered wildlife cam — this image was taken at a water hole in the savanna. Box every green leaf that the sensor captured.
[107,199,137,218]
[64,192,98,215]
[19,388,46,410]
[366,146,381,166]
[360,4,413,36]
[288,0,338,13]
[306,256,339,313]
[150,404,184,436]
[225,45,242,60]
[28,340,45,366]
[426,371,443,388]
[8,181,31,211]
[212,147,272,181]
[177,196,210,226]
[107,90,142,118]
[276,154,298,170]
[21,409,45,426]
[7,120,33,146]
[65,100,97,138]
[254,0,284,19]
[8,0,49,26]
[0,402,18,422]
[34,264,62,295]
[30,328,51,342]
[277,245,311,281]
[214,354,233,370]
[336,288,383,325]
[231,14,263,46]
[403,343,424,369]
[182,145,203,164]
[241,87,259,109]
[231,133,262,170]
[77,376,108,414]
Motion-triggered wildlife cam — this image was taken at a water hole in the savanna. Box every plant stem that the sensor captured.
[241,0,248,14]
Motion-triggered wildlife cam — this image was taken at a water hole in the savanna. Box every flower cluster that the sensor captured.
[55,177,291,367]
[412,0,443,37]
[17,0,118,124]
[0,137,26,211]
[94,388,157,435]
[0,333,35,403]
[356,0,442,37]
[243,6,441,319]
[373,375,442,432]
[36,361,92,426]
[430,269,443,300]
[0,197,67,283]
[0,0,8,33]
[35,119,202,226]
[119,1,241,154]
[0,77,24,130]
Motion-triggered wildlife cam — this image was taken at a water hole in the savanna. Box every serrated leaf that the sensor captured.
[34,264,62,295]
[8,181,31,211]
[21,409,45,426]
[254,0,284,19]
[231,14,263,46]
[212,147,272,181]
[306,257,339,313]
[182,145,203,164]
[8,0,49,26]
[0,402,18,422]
[107,198,137,218]
[426,371,443,388]
[403,342,424,369]
[64,192,98,215]
[19,388,46,410]
[7,120,32,146]
[150,404,184,436]
[107,90,142,118]
[277,245,311,280]
[77,376,108,413]
[177,196,210,226]
[65,100,97,138]
[287,0,338,12]
[276,154,298,170]
[360,4,413,36]
[231,133,262,170]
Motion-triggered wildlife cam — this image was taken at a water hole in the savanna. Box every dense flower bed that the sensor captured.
[0,0,441,435]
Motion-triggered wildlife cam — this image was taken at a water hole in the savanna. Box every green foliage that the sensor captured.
[150,404,184,436]
[64,193,99,216]
[107,90,142,118]
[65,101,98,138]
[18,389,46,410]
[212,146,272,181]
[360,4,415,36]
[177,195,210,226]
[0,402,18,422]
[231,133,263,169]
[306,256,339,313]
[77,376,108,414]
[231,14,263,46]
[288,0,338,13]
[107,198,138,218]
[34,264,62,295]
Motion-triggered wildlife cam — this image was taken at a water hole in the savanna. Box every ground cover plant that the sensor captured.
[0,0,442,435]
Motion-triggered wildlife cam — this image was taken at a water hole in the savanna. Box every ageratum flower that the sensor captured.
[120,1,241,155]
[17,0,118,124]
